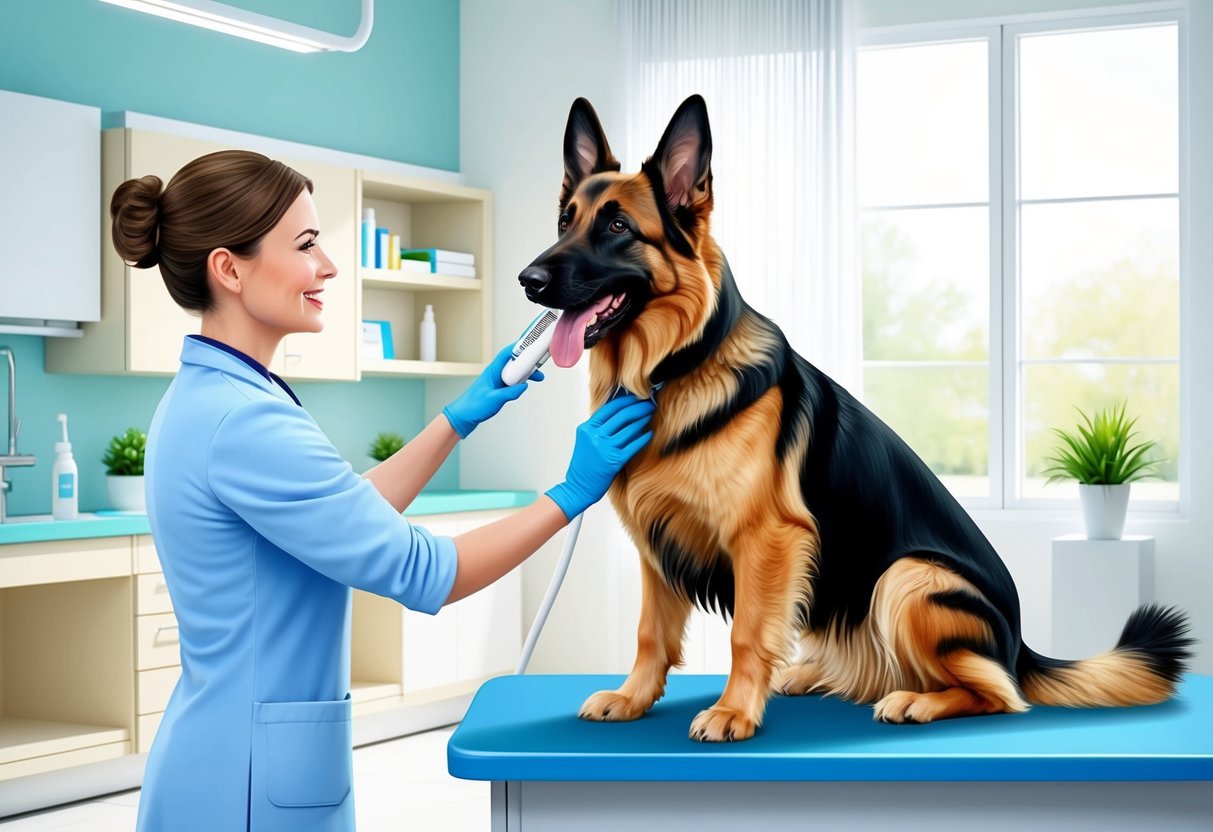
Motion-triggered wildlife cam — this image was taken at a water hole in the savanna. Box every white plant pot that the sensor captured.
[106,475,146,513]
[1078,483,1130,540]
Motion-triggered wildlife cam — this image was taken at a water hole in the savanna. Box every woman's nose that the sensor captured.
[317,246,338,279]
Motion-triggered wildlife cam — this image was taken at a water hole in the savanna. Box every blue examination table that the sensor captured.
[449,673,1213,831]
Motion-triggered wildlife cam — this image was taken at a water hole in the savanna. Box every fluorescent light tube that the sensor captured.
[98,0,374,53]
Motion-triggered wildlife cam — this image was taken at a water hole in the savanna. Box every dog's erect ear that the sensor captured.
[561,98,620,208]
[650,95,713,214]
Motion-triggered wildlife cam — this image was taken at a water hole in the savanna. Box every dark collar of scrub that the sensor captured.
[187,334,302,407]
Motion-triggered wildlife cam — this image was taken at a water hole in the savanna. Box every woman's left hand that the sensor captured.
[442,343,543,438]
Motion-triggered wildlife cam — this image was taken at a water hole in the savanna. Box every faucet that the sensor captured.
[0,346,37,523]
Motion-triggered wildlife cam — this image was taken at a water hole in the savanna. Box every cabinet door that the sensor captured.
[454,511,522,681]
[276,157,359,381]
[126,131,224,373]
[401,518,460,692]
[0,90,100,323]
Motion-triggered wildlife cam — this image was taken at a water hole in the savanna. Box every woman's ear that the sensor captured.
[208,248,242,295]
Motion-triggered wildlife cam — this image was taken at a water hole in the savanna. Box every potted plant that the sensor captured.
[102,427,147,512]
[1042,402,1162,539]
[368,431,407,464]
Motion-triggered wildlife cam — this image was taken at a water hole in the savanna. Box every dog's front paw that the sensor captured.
[579,690,650,722]
[872,690,933,724]
[689,705,757,742]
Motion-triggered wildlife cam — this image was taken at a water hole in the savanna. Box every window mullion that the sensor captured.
[1000,22,1019,510]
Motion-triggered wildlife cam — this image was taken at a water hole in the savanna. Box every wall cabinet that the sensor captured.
[359,170,493,376]
[45,129,360,381]
[45,126,493,380]
[0,89,100,333]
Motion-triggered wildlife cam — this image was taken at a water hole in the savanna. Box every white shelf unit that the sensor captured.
[358,170,492,378]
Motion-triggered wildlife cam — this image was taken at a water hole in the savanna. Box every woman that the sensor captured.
[110,149,654,832]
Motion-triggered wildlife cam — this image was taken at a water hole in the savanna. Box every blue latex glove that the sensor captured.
[546,393,656,520]
[443,344,543,438]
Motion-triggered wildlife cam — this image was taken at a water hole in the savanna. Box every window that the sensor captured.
[858,10,1182,508]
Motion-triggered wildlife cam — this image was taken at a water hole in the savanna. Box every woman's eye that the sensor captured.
[300,240,316,251]
[609,218,629,234]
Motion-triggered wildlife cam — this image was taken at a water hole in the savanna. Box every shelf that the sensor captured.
[351,680,404,705]
[361,269,481,291]
[362,358,482,377]
[0,716,129,768]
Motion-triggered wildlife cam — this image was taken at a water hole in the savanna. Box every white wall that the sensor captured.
[458,0,628,672]
[461,0,1212,676]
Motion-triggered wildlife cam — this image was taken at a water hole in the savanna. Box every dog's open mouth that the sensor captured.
[549,292,631,367]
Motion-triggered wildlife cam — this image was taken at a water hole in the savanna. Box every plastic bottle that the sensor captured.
[361,207,376,269]
[420,305,437,362]
[52,413,79,521]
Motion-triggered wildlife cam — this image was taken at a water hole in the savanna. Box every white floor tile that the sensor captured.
[1,727,489,832]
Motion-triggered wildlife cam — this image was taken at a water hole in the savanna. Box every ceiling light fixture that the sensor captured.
[98,0,374,54]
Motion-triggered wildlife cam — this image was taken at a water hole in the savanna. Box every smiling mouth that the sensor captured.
[303,290,323,310]
[548,292,631,368]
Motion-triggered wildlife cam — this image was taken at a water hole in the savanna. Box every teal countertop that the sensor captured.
[449,673,1213,782]
[0,490,536,546]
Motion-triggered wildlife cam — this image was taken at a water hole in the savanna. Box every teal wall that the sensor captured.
[0,0,463,516]
[0,0,460,170]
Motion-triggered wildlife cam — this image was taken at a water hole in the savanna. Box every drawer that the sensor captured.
[136,612,181,671]
[135,536,162,574]
[137,712,164,754]
[137,666,180,715]
[136,572,173,615]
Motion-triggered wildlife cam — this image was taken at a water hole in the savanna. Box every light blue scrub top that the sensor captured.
[136,336,458,832]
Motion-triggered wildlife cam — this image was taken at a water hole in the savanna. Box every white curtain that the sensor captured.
[618,0,859,389]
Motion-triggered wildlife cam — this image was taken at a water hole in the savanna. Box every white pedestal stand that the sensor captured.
[1049,534,1154,660]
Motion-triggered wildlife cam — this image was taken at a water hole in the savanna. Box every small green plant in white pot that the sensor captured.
[367,431,406,464]
[102,427,147,512]
[1042,402,1162,539]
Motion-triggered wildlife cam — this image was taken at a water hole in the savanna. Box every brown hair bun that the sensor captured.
[110,174,164,269]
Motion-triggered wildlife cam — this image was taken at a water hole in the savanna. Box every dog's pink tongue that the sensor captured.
[550,296,615,368]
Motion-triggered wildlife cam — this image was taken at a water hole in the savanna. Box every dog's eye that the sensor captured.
[609,218,629,235]
[558,214,571,233]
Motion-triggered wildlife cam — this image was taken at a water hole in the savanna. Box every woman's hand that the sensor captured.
[443,343,543,438]
[545,393,655,520]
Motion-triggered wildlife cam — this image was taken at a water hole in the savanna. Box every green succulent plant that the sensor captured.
[1042,402,1162,486]
[102,427,147,476]
[368,431,407,462]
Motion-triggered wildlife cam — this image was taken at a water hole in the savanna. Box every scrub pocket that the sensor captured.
[253,695,353,809]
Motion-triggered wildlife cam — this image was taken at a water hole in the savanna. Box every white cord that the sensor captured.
[515,512,583,674]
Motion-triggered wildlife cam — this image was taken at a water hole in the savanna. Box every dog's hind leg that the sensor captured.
[869,558,1028,724]
[690,515,812,742]
[580,558,692,722]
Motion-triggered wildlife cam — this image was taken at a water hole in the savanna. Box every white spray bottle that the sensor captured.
[52,413,79,521]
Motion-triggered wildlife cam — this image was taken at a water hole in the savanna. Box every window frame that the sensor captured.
[858,2,1188,514]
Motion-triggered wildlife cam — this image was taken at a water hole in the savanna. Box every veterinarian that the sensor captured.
[110,149,655,832]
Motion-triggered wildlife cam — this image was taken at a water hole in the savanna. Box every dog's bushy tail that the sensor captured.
[1017,603,1194,707]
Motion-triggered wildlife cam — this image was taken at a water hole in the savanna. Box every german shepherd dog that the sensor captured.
[519,95,1193,742]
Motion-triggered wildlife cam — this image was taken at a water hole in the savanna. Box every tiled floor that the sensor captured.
[0,726,489,831]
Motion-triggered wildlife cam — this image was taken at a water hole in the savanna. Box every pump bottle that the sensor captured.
[52,413,79,521]
[420,304,437,362]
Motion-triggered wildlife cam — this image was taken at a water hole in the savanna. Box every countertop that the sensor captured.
[448,673,1213,782]
[0,490,537,545]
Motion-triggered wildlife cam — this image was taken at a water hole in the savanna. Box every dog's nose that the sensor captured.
[519,266,551,293]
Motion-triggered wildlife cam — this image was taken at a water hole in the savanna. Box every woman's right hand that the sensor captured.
[545,393,656,520]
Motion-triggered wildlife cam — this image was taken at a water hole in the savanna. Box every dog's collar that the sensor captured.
[650,258,742,388]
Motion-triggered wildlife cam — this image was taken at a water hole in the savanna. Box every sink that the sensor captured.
[5,512,100,524]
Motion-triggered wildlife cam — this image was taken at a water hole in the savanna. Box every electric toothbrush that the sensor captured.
[501,309,561,386]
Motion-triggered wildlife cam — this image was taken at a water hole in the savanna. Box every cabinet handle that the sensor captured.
[154,626,179,646]
[285,352,302,363]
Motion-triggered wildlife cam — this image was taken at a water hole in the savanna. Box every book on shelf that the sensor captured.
[433,262,476,278]
[401,248,476,267]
